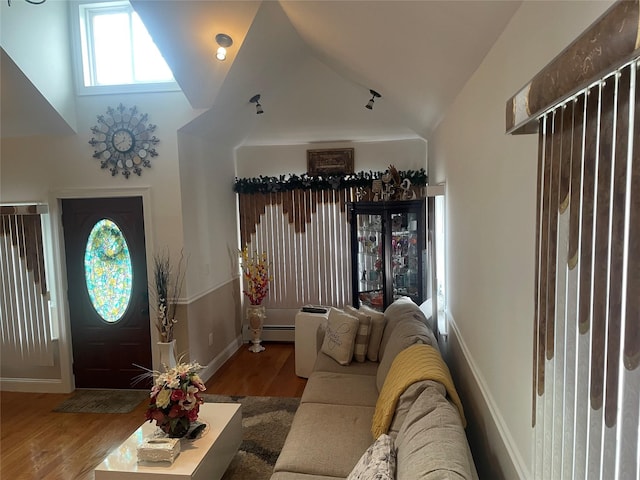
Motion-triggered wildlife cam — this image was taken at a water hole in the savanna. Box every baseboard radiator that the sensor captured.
[243,324,295,343]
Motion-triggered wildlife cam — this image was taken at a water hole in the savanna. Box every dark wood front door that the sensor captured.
[62,197,152,389]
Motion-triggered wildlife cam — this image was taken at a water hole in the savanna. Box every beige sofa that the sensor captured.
[271,297,478,480]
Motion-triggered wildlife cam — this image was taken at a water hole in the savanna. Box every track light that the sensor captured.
[365,89,381,110]
[250,94,264,114]
[215,33,233,61]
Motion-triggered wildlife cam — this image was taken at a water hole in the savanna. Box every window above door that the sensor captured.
[71,0,179,95]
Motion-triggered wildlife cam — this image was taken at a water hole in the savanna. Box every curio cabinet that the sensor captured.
[348,199,426,311]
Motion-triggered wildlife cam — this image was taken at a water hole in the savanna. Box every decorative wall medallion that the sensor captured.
[89,104,159,178]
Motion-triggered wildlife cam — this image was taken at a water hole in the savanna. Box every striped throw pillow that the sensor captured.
[345,305,372,363]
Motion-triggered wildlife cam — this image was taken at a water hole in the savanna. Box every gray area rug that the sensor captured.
[202,394,300,480]
[53,389,149,413]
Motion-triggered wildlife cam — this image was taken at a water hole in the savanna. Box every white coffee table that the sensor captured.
[95,403,242,480]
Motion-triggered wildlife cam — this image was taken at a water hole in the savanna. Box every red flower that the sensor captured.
[171,389,185,401]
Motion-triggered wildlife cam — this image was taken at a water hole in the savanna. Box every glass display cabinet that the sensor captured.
[348,199,426,311]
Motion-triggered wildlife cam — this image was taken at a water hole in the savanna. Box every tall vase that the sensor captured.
[247,304,266,353]
[158,339,177,369]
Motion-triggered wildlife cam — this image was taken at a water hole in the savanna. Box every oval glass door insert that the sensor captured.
[84,219,133,323]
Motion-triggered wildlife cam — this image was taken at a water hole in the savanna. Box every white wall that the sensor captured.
[236,138,427,178]
[1,0,77,134]
[430,0,614,477]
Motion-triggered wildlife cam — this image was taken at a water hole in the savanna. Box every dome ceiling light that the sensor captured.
[215,33,233,61]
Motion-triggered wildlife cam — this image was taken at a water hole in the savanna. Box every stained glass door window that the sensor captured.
[84,219,133,322]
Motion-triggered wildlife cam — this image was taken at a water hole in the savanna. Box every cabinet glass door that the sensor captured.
[390,211,420,304]
[355,213,384,310]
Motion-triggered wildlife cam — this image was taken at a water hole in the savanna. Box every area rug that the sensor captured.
[53,389,149,414]
[202,394,300,480]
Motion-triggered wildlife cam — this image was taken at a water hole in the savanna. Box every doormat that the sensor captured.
[202,394,300,480]
[53,389,149,414]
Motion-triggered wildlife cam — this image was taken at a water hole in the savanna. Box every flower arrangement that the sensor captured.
[145,361,206,437]
[153,249,186,343]
[239,246,272,305]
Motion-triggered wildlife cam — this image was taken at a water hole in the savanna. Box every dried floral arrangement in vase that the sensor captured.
[153,249,186,343]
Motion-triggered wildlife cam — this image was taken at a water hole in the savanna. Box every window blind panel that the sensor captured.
[539,113,553,392]
[0,225,21,356]
[551,100,574,480]
[590,76,615,413]
[578,85,600,335]
[605,66,631,430]
[533,119,545,428]
[0,213,53,366]
[615,368,639,478]
[573,90,592,480]
[540,111,555,480]
[624,61,640,371]
[547,106,563,361]
[562,96,584,480]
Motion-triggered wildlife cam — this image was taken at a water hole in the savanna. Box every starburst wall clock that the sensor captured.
[89,104,159,178]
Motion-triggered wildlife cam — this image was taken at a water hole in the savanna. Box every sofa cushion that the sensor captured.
[313,351,379,376]
[346,434,396,480]
[321,308,360,365]
[302,371,379,407]
[359,304,386,361]
[379,296,428,360]
[273,403,376,478]
[376,318,438,391]
[345,305,372,363]
[395,385,475,480]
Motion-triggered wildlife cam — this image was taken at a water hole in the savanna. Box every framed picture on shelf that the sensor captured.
[307,148,354,176]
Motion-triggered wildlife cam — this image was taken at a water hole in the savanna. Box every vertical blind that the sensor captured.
[0,205,54,366]
[238,189,354,308]
[533,58,639,479]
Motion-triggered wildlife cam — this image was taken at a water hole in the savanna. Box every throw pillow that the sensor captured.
[359,304,386,362]
[347,433,396,480]
[345,305,372,363]
[320,308,359,365]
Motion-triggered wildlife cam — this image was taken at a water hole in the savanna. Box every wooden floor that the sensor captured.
[0,342,305,480]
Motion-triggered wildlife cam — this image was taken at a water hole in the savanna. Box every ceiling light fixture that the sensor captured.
[250,94,264,114]
[365,89,382,110]
[215,33,233,61]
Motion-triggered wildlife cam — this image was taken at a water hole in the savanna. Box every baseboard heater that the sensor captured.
[243,324,295,343]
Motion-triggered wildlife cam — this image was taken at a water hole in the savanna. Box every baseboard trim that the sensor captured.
[198,335,243,384]
[242,324,295,343]
[0,377,70,393]
[448,314,530,479]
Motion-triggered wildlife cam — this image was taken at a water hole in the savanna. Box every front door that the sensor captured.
[62,197,152,389]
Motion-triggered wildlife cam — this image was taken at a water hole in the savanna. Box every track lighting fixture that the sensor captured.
[215,33,233,61]
[365,89,381,110]
[250,94,264,114]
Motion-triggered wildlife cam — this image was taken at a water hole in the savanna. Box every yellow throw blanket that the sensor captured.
[371,343,466,439]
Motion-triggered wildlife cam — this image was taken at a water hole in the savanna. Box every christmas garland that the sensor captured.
[233,169,427,194]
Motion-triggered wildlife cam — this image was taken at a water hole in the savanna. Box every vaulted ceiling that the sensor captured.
[1,0,522,142]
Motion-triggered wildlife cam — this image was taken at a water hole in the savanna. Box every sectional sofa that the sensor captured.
[271,297,478,480]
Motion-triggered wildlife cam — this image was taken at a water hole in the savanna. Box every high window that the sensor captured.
[73,1,177,94]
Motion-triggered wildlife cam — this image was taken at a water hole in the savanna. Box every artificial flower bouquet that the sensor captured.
[239,246,272,305]
[145,361,206,437]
